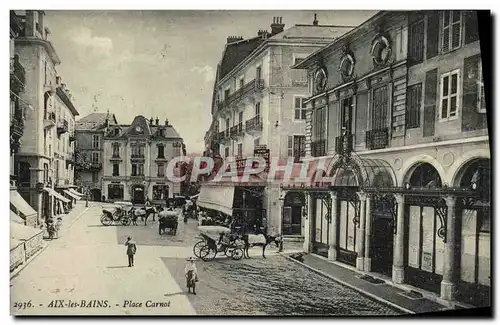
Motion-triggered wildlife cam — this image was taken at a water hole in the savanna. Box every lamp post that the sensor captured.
[242,191,247,232]
[85,186,89,207]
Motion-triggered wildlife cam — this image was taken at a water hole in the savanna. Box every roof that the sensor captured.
[55,87,79,116]
[75,112,118,130]
[105,116,183,139]
[292,11,389,70]
[219,36,265,80]
[269,24,353,41]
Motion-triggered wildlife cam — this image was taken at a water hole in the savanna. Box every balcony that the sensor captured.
[155,155,167,162]
[10,113,24,155]
[224,129,231,139]
[130,154,145,162]
[89,162,102,171]
[230,123,244,139]
[10,57,25,94]
[311,139,326,157]
[43,111,56,129]
[245,115,263,134]
[335,134,354,155]
[366,128,389,150]
[109,154,122,162]
[57,119,69,135]
[217,79,266,112]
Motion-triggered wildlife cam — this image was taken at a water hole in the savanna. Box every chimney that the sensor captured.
[165,119,169,126]
[226,36,244,44]
[155,117,159,125]
[270,17,285,35]
[313,13,318,26]
[149,117,154,125]
[257,29,268,39]
[56,76,61,86]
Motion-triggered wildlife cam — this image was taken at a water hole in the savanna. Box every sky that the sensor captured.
[44,10,377,153]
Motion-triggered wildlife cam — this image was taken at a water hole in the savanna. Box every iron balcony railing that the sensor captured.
[230,123,243,138]
[44,111,56,121]
[217,79,265,111]
[311,139,327,157]
[365,127,389,150]
[224,128,231,139]
[245,115,263,132]
[57,119,69,135]
[335,133,354,155]
[130,154,145,159]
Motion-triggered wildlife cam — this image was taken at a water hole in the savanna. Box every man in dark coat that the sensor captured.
[125,236,137,267]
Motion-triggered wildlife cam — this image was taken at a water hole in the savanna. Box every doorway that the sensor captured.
[91,188,101,202]
[282,192,305,236]
[370,195,395,276]
[132,185,145,205]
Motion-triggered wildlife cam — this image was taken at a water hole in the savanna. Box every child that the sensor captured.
[184,257,198,295]
[55,217,63,239]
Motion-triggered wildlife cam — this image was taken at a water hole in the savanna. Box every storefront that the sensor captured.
[10,189,38,227]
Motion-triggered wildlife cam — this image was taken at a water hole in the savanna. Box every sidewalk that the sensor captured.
[281,252,449,314]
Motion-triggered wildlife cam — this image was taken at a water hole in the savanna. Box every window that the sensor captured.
[225,118,230,130]
[91,152,100,164]
[314,107,326,141]
[44,61,47,85]
[238,112,243,124]
[237,143,242,156]
[131,163,144,176]
[108,184,124,200]
[294,97,307,120]
[341,97,354,134]
[112,164,119,176]
[442,11,462,53]
[158,144,165,158]
[131,164,137,176]
[114,128,120,136]
[371,86,389,130]
[255,102,261,117]
[43,164,49,183]
[439,69,460,120]
[292,58,307,83]
[224,89,230,100]
[477,59,486,113]
[256,66,262,80]
[239,78,244,89]
[288,135,306,161]
[406,83,422,129]
[153,185,169,200]
[225,147,230,158]
[408,19,424,64]
[157,163,165,177]
[92,172,98,182]
[112,144,119,157]
[254,138,260,148]
[92,135,100,149]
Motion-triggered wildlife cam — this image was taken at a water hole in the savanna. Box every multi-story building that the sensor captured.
[74,112,118,201]
[291,10,489,307]
[10,10,38,227]
[201,16,354,235]
[13,10,81,221]
[101,115,185,204]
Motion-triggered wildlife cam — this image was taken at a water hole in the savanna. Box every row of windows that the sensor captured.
[111,163,169,177]
[107,184,169,200]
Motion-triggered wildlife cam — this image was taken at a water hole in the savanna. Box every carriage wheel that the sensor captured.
[231,248,244,260]
[101,215,112,226]
[199,246,217,261]
[193,241,205,258]
[121,217,131,226]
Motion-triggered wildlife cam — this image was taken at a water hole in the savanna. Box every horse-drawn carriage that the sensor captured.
[192,226,245,261]
[101,202,134,226]
[158,209,179,235]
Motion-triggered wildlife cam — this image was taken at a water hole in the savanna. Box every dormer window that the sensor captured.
[114,128,120,136]
[159,129,165,137]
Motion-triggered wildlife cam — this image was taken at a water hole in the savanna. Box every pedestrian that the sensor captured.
[184,257,198,295]
[125,236,137,267]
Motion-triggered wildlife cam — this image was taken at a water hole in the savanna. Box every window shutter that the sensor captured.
[423,69,438,137]
[408,20,425,65]
[406,83,422,129]
[442,12,451,53]
[464,11,479,44]
[451,12,462,49]
[287,136,293,157]
[426,12,439,60]
[462,54,484,131]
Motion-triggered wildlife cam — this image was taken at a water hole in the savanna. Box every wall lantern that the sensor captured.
[404,182,411,190]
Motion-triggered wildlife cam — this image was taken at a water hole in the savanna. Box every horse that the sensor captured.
[241,233,283,259]
[129,206,157,226]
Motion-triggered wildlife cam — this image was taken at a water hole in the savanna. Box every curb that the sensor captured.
[280,253,415,315]
[10,207,90,280]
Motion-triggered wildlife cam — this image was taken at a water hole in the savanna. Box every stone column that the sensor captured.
[303,193,314,253]
[441,196,457,301]
[328,191,338,261]
[364,194,372,272]
[392,193,405,284]
[356,192,367,271]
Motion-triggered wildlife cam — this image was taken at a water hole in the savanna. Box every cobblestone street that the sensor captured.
[11,203,404,315]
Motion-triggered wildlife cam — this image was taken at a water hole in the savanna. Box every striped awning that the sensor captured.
[10,190,37,218]
[197,184,235,216]
[43,187,70,203]
[63,189,81,200]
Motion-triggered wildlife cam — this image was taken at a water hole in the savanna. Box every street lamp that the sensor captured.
[85,186,89,207]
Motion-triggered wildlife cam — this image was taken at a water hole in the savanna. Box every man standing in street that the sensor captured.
[125,236,137,267]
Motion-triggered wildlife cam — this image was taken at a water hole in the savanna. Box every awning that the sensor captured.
[10,190,37,218]
[57,200,66,215]
[63,189,81,200]
[10,211,25,225]
[197,184,235,216]
[43,187,70,203]
[11,222,44,242]
[69,188,84,196]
